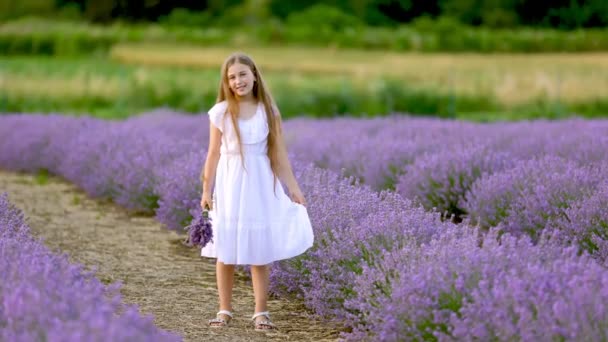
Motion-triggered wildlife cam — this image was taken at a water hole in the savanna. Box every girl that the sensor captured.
[199,52,314,331]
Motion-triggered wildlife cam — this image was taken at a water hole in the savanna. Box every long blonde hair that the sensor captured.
[216,52,282,190]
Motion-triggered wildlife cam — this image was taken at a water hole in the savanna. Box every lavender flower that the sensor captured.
[548,180,608,264]
[270,162,453,320]
[448,235,608,342]
[154,149,204,230]
[464,156,606,241]
[344,227,608,341]
[183,207,213,248]
[396,142,515,220]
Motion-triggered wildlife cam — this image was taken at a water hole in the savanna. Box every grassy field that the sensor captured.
[112,44,608,106]
[2,45,608,120]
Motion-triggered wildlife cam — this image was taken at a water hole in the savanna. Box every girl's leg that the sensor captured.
[250,264,273,327]
[214,260,235,322]
[250,264,270,312]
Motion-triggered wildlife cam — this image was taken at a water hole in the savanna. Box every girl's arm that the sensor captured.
[201,124,222,194]
[274,116,306,205]
[276,130,297,190]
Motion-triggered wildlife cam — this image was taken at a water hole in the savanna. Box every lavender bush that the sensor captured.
[108,112,206,213]
[343,227,608,341]
[268,163,453,319]
[284,115,482,191]
[61,116,202,214]
[464,156,607,241]
[154,149,205,230]
[56,118,123,200]
[0,112,207,218]
[396,143,515,220]
[0,114,83,173]
[0,193,181,341]
[449,247,608,341]
[393,118,608,221]
[549,181,608,265]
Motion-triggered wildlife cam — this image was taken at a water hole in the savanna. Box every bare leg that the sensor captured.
[250,264,273,328]
[212,260,235,325]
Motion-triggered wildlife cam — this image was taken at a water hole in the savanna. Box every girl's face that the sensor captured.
[227,62,256,98]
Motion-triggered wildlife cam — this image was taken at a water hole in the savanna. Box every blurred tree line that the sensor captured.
[1,0,607,29]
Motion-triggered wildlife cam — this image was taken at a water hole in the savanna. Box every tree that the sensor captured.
[544,0,608,29]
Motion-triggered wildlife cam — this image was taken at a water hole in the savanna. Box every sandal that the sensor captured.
[252,311,277,331]
[208,310,233,328]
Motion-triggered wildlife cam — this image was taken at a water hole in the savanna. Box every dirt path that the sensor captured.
[0,170,342,341]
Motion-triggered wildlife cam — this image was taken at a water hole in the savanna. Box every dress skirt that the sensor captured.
[200,151,314,265]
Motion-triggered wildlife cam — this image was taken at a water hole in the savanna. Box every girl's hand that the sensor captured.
[289,187,307,207]
[201,191,213,210]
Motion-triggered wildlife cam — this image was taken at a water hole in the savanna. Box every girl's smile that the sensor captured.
[228,62,256,98]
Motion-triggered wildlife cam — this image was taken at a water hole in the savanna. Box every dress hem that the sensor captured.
[200,241,313,266]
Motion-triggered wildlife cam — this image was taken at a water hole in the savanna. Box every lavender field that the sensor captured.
[1,110,608,341]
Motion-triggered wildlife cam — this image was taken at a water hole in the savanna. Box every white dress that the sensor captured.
[200,100,314,265]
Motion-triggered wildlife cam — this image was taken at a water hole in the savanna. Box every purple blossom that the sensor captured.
[448,237,608,342]
[344,227,608,341]
[396,142,515,220]
[464,156,606,241]
[269,162,453,320]
[183,208,213,248]
[284,115,482,191]
[548,180,608,264]
[154,149,205,230]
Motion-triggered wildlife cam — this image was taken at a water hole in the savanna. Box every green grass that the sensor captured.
[1,53,607,121]
[71,195,81,206]
[34,169,49,185]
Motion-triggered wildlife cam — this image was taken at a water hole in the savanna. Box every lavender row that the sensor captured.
[395,121,608,220]
[0,112,206,230]
[284,116,608,213]
[0,193,181,341]
[464,156,607,244]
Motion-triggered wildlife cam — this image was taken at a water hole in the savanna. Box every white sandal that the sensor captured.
[208,310,233,328]
[252,311,277,331]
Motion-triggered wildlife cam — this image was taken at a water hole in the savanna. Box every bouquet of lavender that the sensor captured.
[183,205,213,248]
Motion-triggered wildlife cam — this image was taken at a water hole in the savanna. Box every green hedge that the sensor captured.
[2,17,608,56]
[0,79,493,119]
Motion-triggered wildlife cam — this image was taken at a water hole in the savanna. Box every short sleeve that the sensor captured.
[207,101,227,131]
